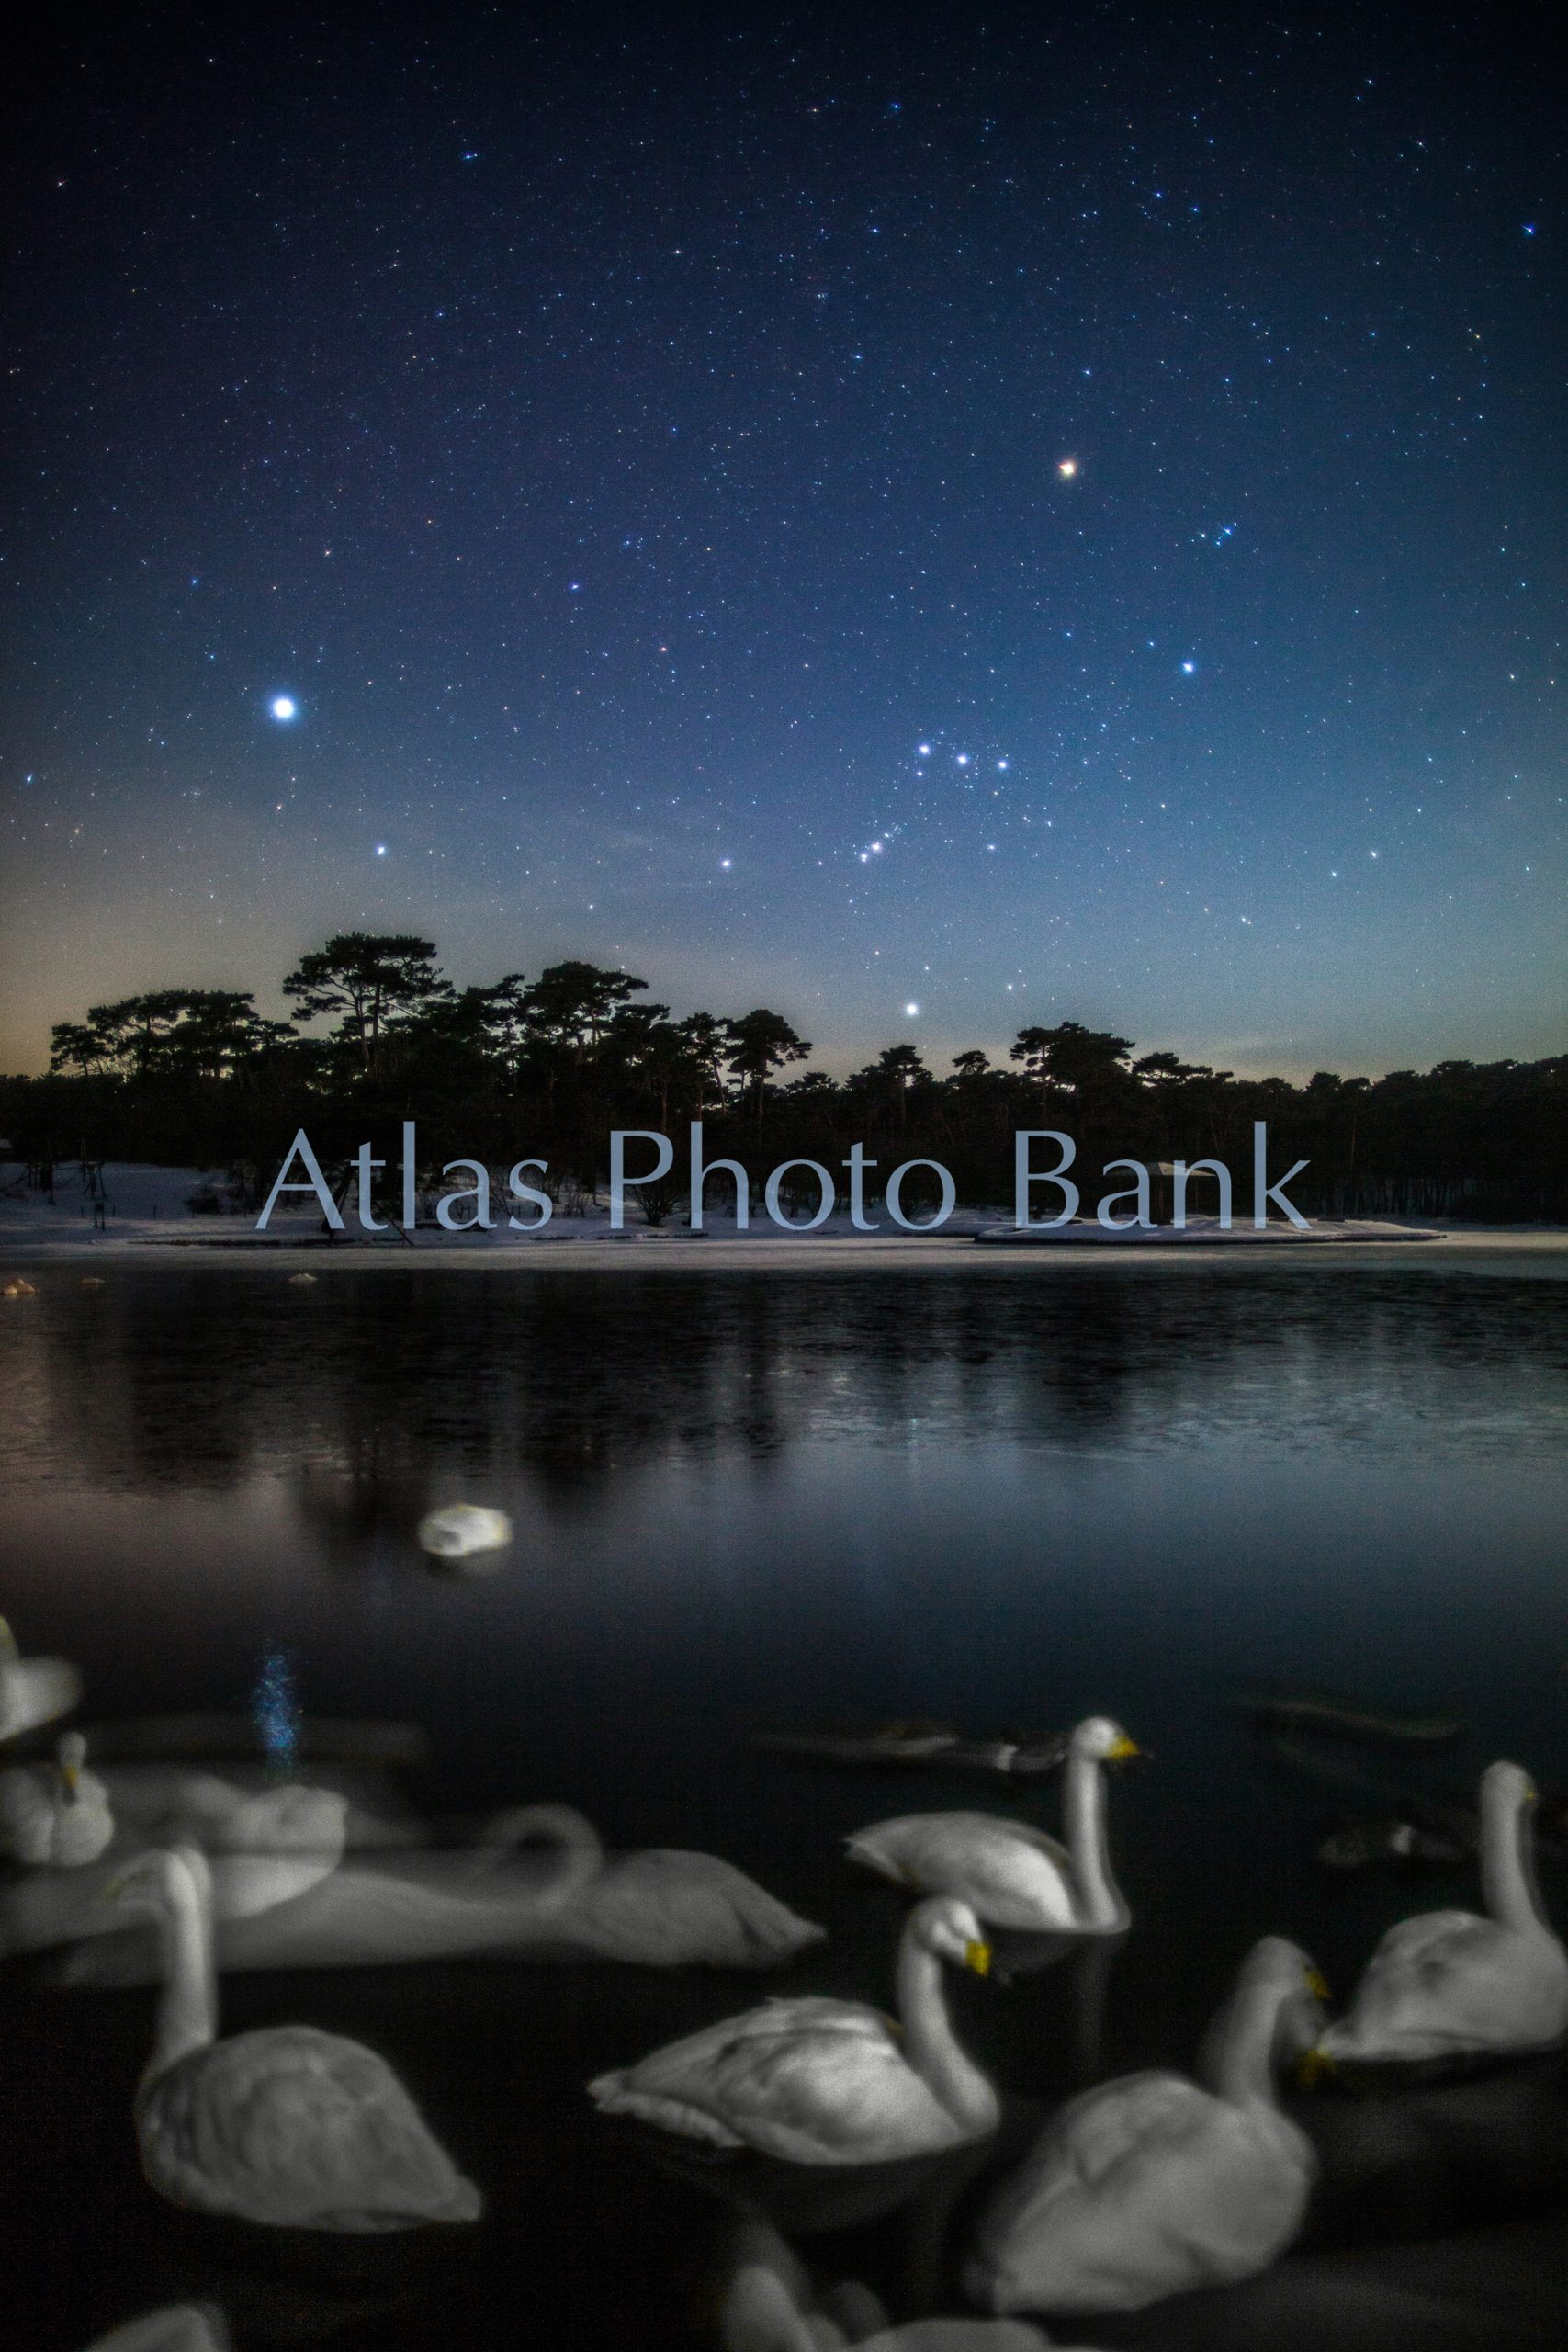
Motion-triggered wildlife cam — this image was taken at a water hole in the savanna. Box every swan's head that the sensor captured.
[56,1730,87,1793]
[1235,1934,1327,2003]
[98,1843,213,1914]
[1070,1715,1142,1765]
[910,1895,992,1976]
[1481,1759,1537,1813]
[0,1616,16,1659]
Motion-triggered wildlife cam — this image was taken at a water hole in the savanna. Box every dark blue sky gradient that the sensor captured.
[3,4,1562,1077]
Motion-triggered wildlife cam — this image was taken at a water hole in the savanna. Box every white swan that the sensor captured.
[472,1803,828,1966]
[0,1615,82,1743]
[964,1937,1324,2315]
[848,1719,1140,1932]
[1316,1758,1568,2064]
[82,2309,229,2352]
[106,1844,482,2231]
[0,1731,113,1865]
[590,1894,998,2165]
[418,1503,513,1563]
[150,1774,349,1917]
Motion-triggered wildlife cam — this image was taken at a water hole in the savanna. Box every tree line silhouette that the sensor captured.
[4,930,1562,1220]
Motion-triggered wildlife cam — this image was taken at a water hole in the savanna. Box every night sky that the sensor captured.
[3,4,1562,1080]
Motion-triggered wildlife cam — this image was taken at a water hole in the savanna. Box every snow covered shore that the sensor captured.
[6,1160,1565,1272]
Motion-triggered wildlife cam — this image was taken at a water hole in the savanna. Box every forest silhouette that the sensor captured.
[4,931,1562,1222]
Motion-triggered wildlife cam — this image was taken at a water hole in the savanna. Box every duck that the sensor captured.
[590,1894,998,2165]
[847,1719,1140,1933]
[1315,1758,1568,2064]
[0,1731,114,1865]
[104,1844,482,2231]
[965,1937,1325,2316]
[0,1615,82,1743]
[81,2310,229,2352]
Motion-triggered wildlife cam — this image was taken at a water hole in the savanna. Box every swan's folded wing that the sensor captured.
[970,2075,1309,2314]
[849,1814,1076,1923]
[1325,1908,1567,2057]
[141,2026,480,2230]
[576,1848,825,1966]
[590,1997,909,2155]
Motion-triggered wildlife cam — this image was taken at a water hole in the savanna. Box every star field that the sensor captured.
[2,5,1562,1077]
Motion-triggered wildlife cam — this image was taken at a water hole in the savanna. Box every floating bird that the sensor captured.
[965,1938,1324,2316]
[80,1276,107,1290]
[471,1803,828,1966]
[2,1277,37,1298]
[151,1774,349,1917]
[417,1503,513,1564]
[81,2308,230,2352]
[1316,1759,1568,2064]
[755,1724,1066,1781]
[0,1615,82,1743]
[0,1731,113,1865]
[105,1844,483,2231]
[286,1272,317,1288]
[847,1719,1139,1932]
[1316,1817,1467,1871]
[590,1894,998,2165]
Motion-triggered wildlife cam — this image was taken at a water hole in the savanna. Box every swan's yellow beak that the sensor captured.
[1107,1734,1142,1761]
[1523,1777,1539,1804]
[1305,1966,1330,2001]
[965,1939,992,1976]
[61,1763,80,1796]
[1294,2047,1336,2089]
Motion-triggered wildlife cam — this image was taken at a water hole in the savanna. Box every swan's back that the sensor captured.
[849,1814,1077,1928]
[592,1996,960,2164]
[968,2070,1313,2314]
[1323,1905,1568,2059]
[578,1848,826,1966]
[137,2024,481,2231]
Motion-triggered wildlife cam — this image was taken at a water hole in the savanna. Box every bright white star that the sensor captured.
[904,1002,919,1017]
[269,695,298,721]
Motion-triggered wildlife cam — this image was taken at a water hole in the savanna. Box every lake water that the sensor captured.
[2,1257,1566,2348]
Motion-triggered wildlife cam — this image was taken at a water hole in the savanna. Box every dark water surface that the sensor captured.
[2,1261,1565,2348]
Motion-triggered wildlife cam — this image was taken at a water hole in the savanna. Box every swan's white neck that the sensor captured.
[1064,1751,1125,1928]
[896,1928,998,2137]
[144,1853,219,2086]
[472,1804,604,1910]
[1207,1977,1294,2117]
[1480,1780,1545,1936]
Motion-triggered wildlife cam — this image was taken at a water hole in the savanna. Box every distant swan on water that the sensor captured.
[150,1773,349,1917]
[965,1937,1325,2316]
[0,1615,81,1744]
[1316,1758,1568,2064]
[471,1803,828,1967]
[590,1894,998,2165]
[81,2309,229,2352]
[0,1732,113,1866]
[106,1844,483,2231]
[848,1719,1140,1932]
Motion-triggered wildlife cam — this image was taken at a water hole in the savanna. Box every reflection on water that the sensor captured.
[0,1264,1565,2347]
